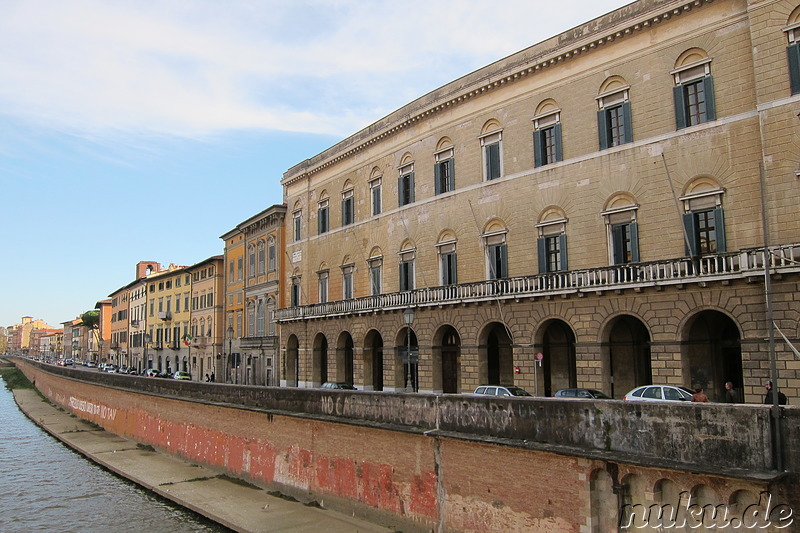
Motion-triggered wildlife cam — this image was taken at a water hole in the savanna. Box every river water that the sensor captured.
[0,382,230,533]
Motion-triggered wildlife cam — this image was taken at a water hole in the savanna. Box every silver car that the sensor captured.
[473,385,531,397]
[622,385,694,402]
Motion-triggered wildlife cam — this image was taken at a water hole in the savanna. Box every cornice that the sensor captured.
[282,0,713,187]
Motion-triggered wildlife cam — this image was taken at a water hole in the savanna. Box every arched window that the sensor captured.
[785,7,800,94]
[256,300,265,337]
[398,241,416,292]
[537,208,568,273]
[434,138,455,194]
[680,177,726,256]
[248,245,256,277]
[533,100,562,167]
[479,120,503,180]
[437,231,458,285]
[247,301,255,337]
[597,76,632,149]
[398,154,415,207]
[482,220,508,279]
[672,48,716,129]
[267,236,276,272]
[257,240,265,274]
[602,194,640,265]
[342,180,354,226]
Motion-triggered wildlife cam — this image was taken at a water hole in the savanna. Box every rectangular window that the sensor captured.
[441,251,457,285]
[293,211,302,241]
[291,279,301,307]
[318,200,329,234]
[398,169,414,207]
[342,266,353,300]
[537,234,569,273]
[342,190,354,226]
[370,179,382,216]
[369,260,382,295]
[533,113,563,167]
[399,260,414,292]
[435,149,455,194]
[673,64,716,129]
[268,241,276,271]
[788,40,800,94]
[484,140,501,180]
[487,243,508,279]
[229,260,234,282]
[318,271,329,303]
[611,222,639,264]
[684,208,726,256]
[184,292,190,310]
[249,247,256,277]
[598,99,632,150]
[237,258,243,280]
[207,293,213,307]
[258,245,265,274]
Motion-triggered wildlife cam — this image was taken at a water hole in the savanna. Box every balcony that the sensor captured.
[240,336,277,349]
[275,243,800,323]
[158,311,171,321]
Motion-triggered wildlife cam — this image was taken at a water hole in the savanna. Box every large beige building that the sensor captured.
[187,255,225,381]
[276,0,800,402]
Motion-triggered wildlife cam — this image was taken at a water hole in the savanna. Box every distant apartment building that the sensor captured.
[7,316,54,354]
[94,299,112,363]
[276,0,800,403]
[220,228,246,383]
[145,264,191,374]
[187,255,225,381]
[108,286,131,368]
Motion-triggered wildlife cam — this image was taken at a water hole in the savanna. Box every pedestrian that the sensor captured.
[205,373,210,382]
[764,381,788,405]
[210,372,215,383]
[724,381,740,403]
[691,386,709,403]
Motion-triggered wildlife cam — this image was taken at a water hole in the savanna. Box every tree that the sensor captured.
[80,310,102,361]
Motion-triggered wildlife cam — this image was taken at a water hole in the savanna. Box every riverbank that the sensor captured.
[11,388,392,533]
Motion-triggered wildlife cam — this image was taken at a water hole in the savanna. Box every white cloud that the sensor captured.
[0,0,625,139]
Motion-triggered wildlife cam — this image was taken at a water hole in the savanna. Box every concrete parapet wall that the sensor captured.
[15,359,799,532]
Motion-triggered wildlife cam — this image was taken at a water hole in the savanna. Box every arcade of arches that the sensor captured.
[279,293,766,403]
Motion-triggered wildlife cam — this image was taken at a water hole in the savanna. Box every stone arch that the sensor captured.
[399,152,414,167]
[603,192,638,212]
[682,175,723,197]
[312,332,329,387]
[728,489,759,519]
[675,47,710,69]
[292,200,302,212]
[482,217,508,235]
[394,324,418,392]
[790,6,800,25]
[336,331,355,386]
[481,119,502,135]
[432,324,461,394]
[285,334,299,387]
[599,75,628,94]
[478,321,514,385]
[362,329,384,391]
[619,473,649,529]
[538,205,567,224]
[318,189,329,201]
[342,179,354,191]
[680,309,743,402]
[600,313,652,399]
[589,469,618,532]
[536,318,576,397]
[370,166,382,180]
[653,478,682,528]
[436,137,454,151]
[534,98,560,116]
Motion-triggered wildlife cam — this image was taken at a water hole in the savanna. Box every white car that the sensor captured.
[622,385,694,402]
[473,385,532,397]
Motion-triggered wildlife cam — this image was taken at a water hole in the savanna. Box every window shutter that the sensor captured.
[554,123,563,162]
[499,244,508,278]
[622,101,633,144]
[533,131,543,168]
[683,213,698,256]
[450,253,458,285]
[447,158,455,191]
[342,199,347,226]
[713,208,726,253]
[487,144,500,179]
[559,233,568,271]
[434,163,442,195]
[788,44,800,95]
[612,224,625,265]
[318,212,323,234]
[629,222,640,263]
[703,76,716,121]
[597,109,609,150]
[399,263,407,291]
[673,85,687,130]
[409,172,415,203]
[397,176,404,206]
[537,238,547,273]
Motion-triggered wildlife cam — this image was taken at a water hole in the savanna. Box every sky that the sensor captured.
[0,0,627,329]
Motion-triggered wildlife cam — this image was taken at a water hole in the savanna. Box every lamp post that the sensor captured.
[403,307,415,392]
[226,326,234,384]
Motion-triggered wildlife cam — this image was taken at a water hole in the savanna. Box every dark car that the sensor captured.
[321,382,357,390]
[554,388,611,399]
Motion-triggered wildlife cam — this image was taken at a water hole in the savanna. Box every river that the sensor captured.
[0,381,230,533]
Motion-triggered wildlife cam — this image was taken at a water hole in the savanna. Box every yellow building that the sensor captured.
[187,255,225,382]
[145,264,192,374]
[220,228,246,383]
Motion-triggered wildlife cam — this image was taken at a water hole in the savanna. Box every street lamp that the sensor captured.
[403,307,415,392]
[226,326,234,384]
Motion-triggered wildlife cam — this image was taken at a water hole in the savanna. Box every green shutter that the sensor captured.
[673,85,687,130]
[397,176,404,206]
[537,238,547,273]
[434,162,442,195]
[629,222,640,263]
[703,76,716,122]
[409,171,415,203]
[559,234,568,271]
[447,158,455,191]
[714,208,726,253]
[622,101,633,144]
[499,244,508,278]
[554,123,563,162]
[683,213,698,256]
[533,131,543,168]
[450,252,458,284]
[612,225,625,264]
[598,109,609,150]
[486,144,500,179]
[788,44,800,95]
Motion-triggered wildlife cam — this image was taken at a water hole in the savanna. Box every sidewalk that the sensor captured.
[13,389,393,533]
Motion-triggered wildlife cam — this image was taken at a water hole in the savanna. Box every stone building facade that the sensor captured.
[187,255,225,382]
[277,0,800,403]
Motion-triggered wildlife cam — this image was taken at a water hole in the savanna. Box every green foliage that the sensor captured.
[80,310,100,330]
[0,367,34,390]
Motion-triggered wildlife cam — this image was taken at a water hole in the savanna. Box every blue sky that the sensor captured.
[1,0,626,329]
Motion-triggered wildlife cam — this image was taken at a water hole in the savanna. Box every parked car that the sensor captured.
[127,368,138,375]
[144,369,160,377]
[622,385,694,402]
[173,371,192,381]
[473,385,531,397]
[554,388,611,399]
[321,382,356,390]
